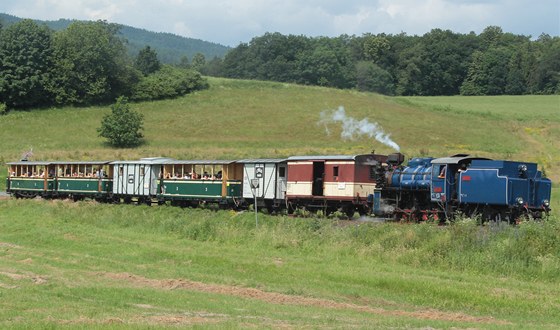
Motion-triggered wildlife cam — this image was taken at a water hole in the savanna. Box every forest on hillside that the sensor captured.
[0,13,230,64]
[0,19,208,110]
[1,12,558,109]
[210,28,559,96]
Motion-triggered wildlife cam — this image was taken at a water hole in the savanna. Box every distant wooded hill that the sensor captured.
[0,13,230,63]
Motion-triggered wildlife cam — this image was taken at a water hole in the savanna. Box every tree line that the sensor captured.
[205,27,559,96]
[0,19,208,110]
[2,19,558,109]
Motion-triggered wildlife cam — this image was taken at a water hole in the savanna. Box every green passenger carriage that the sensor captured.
[53,161,113,201]
[6,161,113,200]
[159,160,244,207]
[6,161,56,198]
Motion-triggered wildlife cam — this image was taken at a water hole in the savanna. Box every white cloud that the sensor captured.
[366,0,491,35]
[0,0,558,46]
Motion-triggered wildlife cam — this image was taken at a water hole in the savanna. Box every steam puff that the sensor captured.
[320,106,400,152]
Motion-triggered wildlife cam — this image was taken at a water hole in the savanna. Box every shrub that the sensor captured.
[130,65,209,101]
[97,96,144,147]
[0,103,8,115]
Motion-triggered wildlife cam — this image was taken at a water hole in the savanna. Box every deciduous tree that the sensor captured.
[134,45,160,75]
[0,19,54,108]
[50,21,133,105]
[98,96,144,147]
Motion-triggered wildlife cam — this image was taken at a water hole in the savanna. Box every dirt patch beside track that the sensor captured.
[98,271,509,325]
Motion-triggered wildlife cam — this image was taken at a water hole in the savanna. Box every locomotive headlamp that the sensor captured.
[516,197,524,205]
[518,164,528,177]
[543,199,550,207]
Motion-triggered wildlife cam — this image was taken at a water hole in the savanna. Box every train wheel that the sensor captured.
[265,201,275,214]
[343,205,355,219]
[287,203,296,215]
[357,205,369,216]
[325,207,337,217]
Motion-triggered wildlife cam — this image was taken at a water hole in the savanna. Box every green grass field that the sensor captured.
[1,199,559,328]
[1,78,559,327]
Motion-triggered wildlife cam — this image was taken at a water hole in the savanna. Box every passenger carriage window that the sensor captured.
[333,166,339,177]
[279,166,286,178]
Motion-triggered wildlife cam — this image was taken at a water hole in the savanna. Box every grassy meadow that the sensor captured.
[1,199,559,328]
[1,78,559,327]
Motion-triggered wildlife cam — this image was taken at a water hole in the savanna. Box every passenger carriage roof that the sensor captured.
[162,160,237,165]
[288,155,360,161]
[7,161,53,165]
[287,154,385,165]
[237,159,287,164]
[50,161,112,165]
[110,158,174,165]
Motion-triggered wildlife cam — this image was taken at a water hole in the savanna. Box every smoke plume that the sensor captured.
[319,106,400,152]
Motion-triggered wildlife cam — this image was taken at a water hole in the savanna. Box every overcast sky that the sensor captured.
[1,0,558,46]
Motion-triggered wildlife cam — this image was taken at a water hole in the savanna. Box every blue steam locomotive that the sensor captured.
[379,153,552,222]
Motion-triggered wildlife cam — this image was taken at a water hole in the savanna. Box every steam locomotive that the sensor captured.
[379,153,552,222]
[5,152,552,223]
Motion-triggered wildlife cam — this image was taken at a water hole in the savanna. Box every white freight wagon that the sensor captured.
[238,159,287,212]
[111,157,173,203]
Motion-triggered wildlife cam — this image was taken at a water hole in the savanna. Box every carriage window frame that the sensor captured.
[278,166,286,178]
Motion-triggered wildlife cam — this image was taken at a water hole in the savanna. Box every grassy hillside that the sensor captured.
[397,95,560,178]
[1,199,558,328]
[1,77,558,190]
[1,78,557,159]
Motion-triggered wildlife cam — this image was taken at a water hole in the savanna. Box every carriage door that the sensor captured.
[312,162,325,196]
[127,164,141,195]
[122,164,149,196]
[276,164,287,199]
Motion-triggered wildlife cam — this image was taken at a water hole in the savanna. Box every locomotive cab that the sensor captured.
[430,155,490,204]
